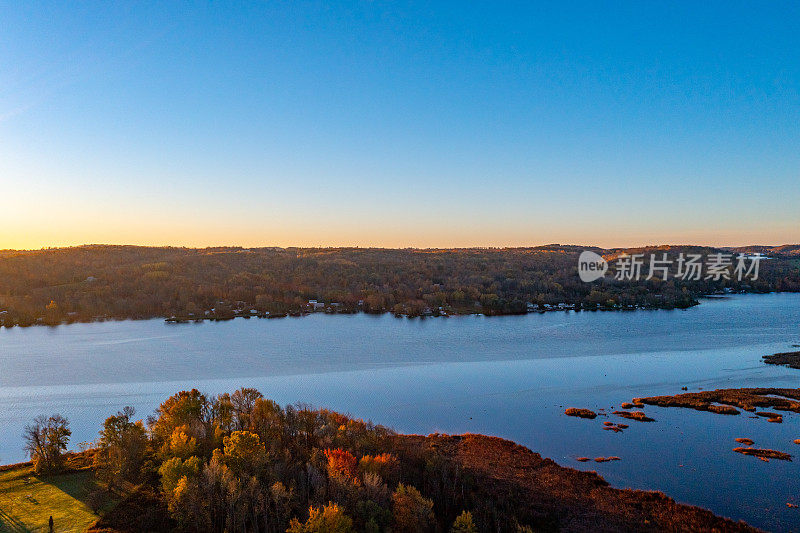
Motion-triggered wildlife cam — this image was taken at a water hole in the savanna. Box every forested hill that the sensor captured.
[0,244,798,326]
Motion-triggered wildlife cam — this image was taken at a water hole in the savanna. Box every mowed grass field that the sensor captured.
[0,464,98,533]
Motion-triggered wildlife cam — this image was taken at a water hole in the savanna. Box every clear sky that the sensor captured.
[1,1,798,250]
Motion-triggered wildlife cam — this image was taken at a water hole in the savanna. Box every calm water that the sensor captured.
[1,293,799,531]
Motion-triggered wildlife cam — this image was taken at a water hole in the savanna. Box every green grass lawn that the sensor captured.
[0,465,100,533]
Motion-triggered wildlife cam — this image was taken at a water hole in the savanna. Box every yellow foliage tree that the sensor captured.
[287,503,354,533]
[392,484,435,533]
[451,511,478,533]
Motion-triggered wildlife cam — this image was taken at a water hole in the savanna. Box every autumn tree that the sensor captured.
[287,503,354,533]
[211,393,235,433]
[168,425,199,459]
[230,387,263,430]
[250,397,284,448]
[94,406,148,488]
[451,511,478,533]
[220,430,267,475]
[159,454,202,524]
[43,299,60,325]
[324,448,358,481]
[358,453,400,486]
[392,484,435,533]
[268,481,296,532]
[150,389,210,457]
[23,414,71,474]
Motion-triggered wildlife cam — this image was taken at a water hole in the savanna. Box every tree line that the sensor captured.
[1,244,798,326]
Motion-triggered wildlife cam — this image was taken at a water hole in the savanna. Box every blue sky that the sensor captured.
[1,1,798,248]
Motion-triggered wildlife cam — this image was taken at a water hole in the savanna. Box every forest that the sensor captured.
[22,387,516,532]
[0,244,798,327]
[20,387,757,533]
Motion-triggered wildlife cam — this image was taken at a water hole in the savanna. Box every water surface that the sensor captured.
[1,294,798,531]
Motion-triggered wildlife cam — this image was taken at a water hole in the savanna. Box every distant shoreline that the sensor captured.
[24,290,800,330]
[0,297,710,330]
[16,291,800,330]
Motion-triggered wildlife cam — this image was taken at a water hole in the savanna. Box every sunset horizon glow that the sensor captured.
[2,2,798,250]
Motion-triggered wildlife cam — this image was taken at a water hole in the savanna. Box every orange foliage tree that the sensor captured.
[324,448,358,481]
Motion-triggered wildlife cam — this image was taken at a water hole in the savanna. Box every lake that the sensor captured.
[1,293,799,531]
